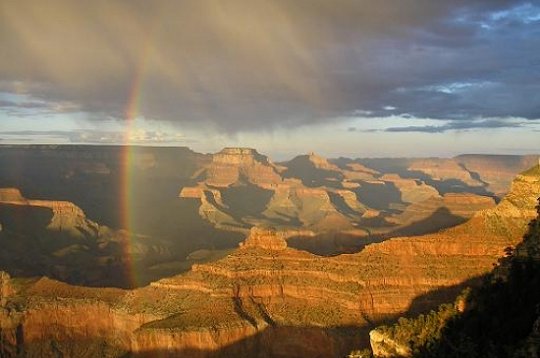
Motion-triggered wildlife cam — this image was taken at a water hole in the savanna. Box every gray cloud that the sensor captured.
[379,118,535,133]
[1,0,539,132]
[0,130,192,144]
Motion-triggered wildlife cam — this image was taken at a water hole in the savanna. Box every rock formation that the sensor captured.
[379,174,440,203]
[179,149,535,255]
[239,226,289,251]
[0,188,101,238]
[0,188,27,203]
[203,147,282,188]
[409,158,482,186]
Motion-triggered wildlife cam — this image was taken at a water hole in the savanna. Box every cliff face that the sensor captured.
[0,271,13,304]
[239,227,289,251]
[451,164,540,244]
[281,152,344,186]
[0,188,98,237]
[386,193,496,233]
[368,192,540,358]
[204,148,282,188]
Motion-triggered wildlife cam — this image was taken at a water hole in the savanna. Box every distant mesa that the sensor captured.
[203,147,282,188]
[285,151,342,173]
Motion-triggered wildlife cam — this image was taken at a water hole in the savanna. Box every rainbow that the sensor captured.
[119,43,150,288]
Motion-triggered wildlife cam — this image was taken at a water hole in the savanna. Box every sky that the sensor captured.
[1,0,540,159]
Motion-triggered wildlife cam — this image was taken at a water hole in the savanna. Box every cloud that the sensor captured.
[378,118,536,133]
[0,129,191,145]
[0,92,82,118]
[1,0,539,133]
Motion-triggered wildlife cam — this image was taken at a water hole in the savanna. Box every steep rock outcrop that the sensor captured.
[239,227,288,251]
[0,188,101,238]
[204,148,282,188]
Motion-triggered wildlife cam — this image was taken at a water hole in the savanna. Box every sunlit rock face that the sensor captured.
[204,147,282,188]
[180,150,536,246]
[408,155,539,198]
[0,188,27,202]
[409,158,483,187]
[239,226,288,251]
[369,329,412,358]
[0,188,104,238]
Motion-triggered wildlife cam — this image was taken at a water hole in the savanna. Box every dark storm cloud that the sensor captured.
[1,0,539,132]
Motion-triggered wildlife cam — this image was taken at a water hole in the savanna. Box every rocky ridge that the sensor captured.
[179,149,525,245]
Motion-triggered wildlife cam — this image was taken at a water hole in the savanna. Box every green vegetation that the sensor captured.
[370,198,540,357]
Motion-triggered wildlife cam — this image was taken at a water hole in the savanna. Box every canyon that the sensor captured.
[0,145,539,357]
